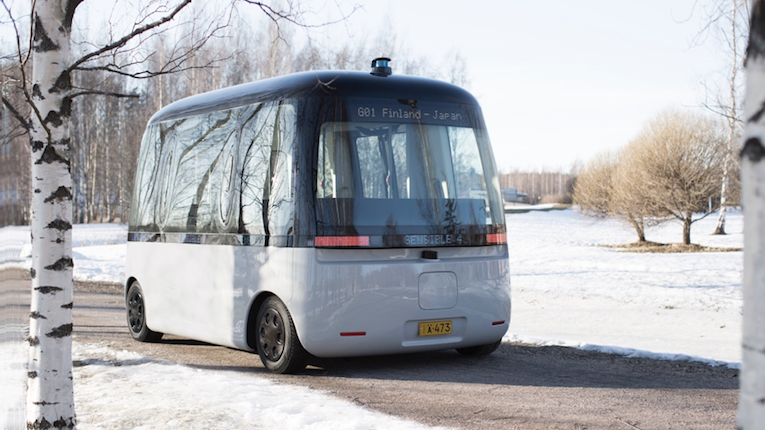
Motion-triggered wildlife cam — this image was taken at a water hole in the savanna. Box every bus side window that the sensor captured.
[355,133,387,199]
[130,124,162,231]
[267,103,296,236]
[238,102,295,237]
[161,110,237,234]
[238,103,271,235]
[317,124,354,199]
[448,126,487,200]
[422,125,456,200]
[391,131,408,199]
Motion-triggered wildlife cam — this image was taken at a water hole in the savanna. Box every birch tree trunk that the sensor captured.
[26,0,78,428]
[738,1,765,427]
[715,0,743,235]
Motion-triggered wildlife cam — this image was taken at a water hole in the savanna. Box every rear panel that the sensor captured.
[290,246,510,357]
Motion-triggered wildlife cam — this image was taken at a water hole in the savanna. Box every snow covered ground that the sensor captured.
[0,209,743,429]
[507,209,742,366]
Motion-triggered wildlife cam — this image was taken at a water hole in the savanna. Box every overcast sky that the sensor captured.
[302,0,733,172]
[3,1,733,172]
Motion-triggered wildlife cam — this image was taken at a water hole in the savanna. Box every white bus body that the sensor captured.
[126,60,511,373]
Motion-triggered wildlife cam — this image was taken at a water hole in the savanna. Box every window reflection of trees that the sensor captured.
[238,102,295,238]
[267,103,296,237]
[130,101,296,238]
[237,103,271,235]
[164,111,237,233]
[130,124,164,230]
[356,133,387,199]
[448,127,486,200]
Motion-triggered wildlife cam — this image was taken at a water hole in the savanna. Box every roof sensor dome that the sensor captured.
[370,57,392,76]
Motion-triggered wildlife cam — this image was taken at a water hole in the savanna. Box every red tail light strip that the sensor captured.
[486,233,507,244]
[315,236,370,247]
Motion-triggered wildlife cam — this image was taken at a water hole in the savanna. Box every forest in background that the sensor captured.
[0,12,480,227]
[0,8,575,228]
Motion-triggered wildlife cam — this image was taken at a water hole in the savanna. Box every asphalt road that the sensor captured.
[2,270,740,429]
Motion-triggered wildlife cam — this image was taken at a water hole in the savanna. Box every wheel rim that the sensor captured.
[259,307,285,362]
[127,288,145,334]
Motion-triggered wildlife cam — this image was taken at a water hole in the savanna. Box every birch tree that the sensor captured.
[694,0,749,234]
[738,1,765,426]
[713,0,743,235]
[3,1,213,427]
[24,2,79,427]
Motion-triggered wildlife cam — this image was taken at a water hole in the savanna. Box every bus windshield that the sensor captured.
[316,106,504,247]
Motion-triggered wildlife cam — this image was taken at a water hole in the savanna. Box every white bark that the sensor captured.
[26,1,76,429]
[738,1,765,427]
[715,0,744,235]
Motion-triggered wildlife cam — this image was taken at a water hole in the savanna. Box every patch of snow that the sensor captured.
[71,343,445,430]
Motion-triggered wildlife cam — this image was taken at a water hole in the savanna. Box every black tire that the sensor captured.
[456,339,501,356]
[126,281,163,342]
[255,296,307,374]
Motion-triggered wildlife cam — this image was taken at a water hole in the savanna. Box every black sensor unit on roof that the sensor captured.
[371,57,392,77]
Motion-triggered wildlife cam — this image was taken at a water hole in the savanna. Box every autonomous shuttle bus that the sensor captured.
[126,58,511,373]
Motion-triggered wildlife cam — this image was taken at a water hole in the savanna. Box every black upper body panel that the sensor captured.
[148,71,479,125]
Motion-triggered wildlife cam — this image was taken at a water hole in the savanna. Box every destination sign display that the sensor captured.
[346,98,474,127]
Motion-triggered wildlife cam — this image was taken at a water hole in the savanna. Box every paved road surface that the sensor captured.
[2,270,740,429]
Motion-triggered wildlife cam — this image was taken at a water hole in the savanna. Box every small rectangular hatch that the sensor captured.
[418,272,458,310]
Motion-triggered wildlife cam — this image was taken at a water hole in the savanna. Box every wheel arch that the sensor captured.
[125,276,138,300]
[245,291,276,350]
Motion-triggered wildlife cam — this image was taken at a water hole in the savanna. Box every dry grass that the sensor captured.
[601,241,741,253]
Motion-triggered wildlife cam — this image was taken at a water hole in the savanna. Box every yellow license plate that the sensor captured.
[418,320,452,336]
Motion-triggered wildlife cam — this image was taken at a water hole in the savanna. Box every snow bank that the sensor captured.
[71,343,444,430]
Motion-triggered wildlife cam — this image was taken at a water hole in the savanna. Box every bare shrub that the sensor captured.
[573,151,616,218]
[625,108,726,244]
[574,150,649,242]
[575,108,726,245]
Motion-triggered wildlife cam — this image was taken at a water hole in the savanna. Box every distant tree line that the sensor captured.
[498,169,577,204]
[573,107,739,245]
[0,16,469,227]
[0,61,30,225]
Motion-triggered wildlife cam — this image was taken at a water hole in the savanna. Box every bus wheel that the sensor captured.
[456,340,501,356]
[256,296,307,374]
[126,282,163,342]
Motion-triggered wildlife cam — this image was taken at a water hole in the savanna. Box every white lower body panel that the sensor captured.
[126,242,511,358]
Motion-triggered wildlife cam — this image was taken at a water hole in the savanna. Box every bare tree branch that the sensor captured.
[238,0,360,43]
[69,90,139,99]
[66,0,192,74]
[1,0,49,139]
[1,93,31,130]
[241,0,359,28]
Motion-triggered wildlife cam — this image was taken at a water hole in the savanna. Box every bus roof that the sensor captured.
[148,70,479,125]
